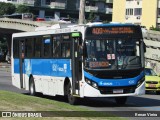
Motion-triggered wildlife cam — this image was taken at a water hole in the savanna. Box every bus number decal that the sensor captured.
[89,62,109,68]
[52,64,67,73]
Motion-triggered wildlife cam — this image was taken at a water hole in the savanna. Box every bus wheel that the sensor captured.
[115,97,127,105]
[29,77,36,96]
[67,83,77,105]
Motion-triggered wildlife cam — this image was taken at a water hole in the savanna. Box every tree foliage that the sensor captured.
[16,5,30,13]
[0,2,16,15]
[0,37,7,52]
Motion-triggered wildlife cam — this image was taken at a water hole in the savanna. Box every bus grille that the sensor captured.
[98,86,136,94]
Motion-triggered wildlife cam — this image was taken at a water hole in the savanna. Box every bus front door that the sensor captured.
[71,33,82,96]
[19,40,25,88]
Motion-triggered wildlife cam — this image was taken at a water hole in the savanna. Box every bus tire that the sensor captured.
[67,82,78,105]
[115,97,127,105]
[29,77,36,96]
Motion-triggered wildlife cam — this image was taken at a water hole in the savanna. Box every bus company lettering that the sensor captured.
[89,62,109,68]
[52,64,67,73]
[99,81,113,86]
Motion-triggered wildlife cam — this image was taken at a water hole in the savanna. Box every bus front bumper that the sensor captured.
[80,81,145,98]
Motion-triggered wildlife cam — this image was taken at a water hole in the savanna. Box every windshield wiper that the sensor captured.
[129,56,137,62]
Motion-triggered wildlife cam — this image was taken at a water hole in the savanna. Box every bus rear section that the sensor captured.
[11,31,83,105]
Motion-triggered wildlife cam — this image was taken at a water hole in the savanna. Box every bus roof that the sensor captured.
[91,23,138,27]
[12,24,85,38]
[12,23,141,38]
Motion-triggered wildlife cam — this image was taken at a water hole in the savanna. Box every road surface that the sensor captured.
[0,67,160,119]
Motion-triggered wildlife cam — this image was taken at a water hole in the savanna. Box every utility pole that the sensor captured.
[79,0,85,24]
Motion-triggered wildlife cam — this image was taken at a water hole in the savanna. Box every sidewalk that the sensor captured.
[0,62,11,68]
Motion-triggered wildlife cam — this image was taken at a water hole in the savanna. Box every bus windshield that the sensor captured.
[84,38,141,70]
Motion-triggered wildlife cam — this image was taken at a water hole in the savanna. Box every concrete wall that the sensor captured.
[143,30,160,74]
[141,0,157,29]
[0,18,57,32]
[112,0,125,23]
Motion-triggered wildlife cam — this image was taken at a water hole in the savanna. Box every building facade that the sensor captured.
[33,0,113,22]
[0,0,34,5]
[112,0,160,29]
[0,0,113,22]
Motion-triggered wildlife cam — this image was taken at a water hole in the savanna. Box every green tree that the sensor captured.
[34,0,41,6]
[87,12,95,22]
[0,2,16,15]
[16,5,30,13]
[0,37,8,52]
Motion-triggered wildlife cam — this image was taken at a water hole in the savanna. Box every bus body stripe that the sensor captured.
[14,59,72,77]
[84,71,144,87]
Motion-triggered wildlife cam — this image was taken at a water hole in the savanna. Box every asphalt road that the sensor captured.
[0,67,27,93]
[0,67,160,119]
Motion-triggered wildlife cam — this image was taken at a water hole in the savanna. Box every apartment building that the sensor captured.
[32,0,113,22]
[113,0,160,29]
[0,0,113,22]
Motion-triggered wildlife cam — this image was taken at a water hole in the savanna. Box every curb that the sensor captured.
[0,66,10,68]
[0,62,11,68]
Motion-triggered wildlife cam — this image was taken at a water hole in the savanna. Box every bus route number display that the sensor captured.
[89,61,109,68]
[92,27,134,35]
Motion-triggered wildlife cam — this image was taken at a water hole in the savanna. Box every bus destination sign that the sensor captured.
[92,27,134,35]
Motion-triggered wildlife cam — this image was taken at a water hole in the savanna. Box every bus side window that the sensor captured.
[53,36,61,57]
[25,38,33,58]
[43,36,51,57]
[34,38,41,58]
[13,39,19,58]
[61,43,71,58]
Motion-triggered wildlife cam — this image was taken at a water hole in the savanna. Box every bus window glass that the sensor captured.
[53,36,61,57]
[25,39,33,58]
[13,39,19,58]
[116,39,136,56]
[43,36,51,57]
[34,38,41,57]
[61,43,71,58]
[84,39,140,70]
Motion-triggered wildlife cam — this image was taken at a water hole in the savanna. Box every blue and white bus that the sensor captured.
[12,23,146,105]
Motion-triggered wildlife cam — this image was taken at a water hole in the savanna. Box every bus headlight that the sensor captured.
[85,78,91,85]
[137,77,145,88]
[92,82,98,89]
[85,78,98,89]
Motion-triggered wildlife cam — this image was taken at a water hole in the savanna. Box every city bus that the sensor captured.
[11,23,146,105]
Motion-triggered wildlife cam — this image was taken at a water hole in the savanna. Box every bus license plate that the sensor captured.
[113,89,123,94]
[148,84,156,88]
